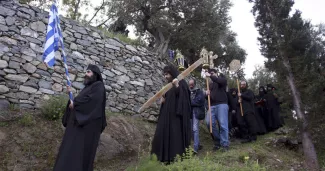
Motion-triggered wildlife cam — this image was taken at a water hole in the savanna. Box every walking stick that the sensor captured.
[236,79,244,116]
[201,48,218,140]
[206,78,213,134]
[230,60,243,116]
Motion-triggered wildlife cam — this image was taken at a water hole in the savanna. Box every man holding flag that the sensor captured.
[42,2,107,170]
[54,64,107,171]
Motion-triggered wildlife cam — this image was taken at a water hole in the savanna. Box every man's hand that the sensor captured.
[274,93,278,98]
[238,99,242,103]
[206,90,210,96]
[69,102,74,109]
[66,86,72,94]
[238,93,241,97]
[172,78,179,87]
[160,97,165,104]
[205,72,211,77]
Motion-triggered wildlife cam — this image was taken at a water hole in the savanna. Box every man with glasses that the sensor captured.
[54,64,107,171]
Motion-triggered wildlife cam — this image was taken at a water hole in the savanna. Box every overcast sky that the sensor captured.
[66,0,325,78]
[229,0,325,78]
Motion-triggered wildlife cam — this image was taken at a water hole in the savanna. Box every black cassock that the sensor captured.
[264,91,281,131]
[240,89,259,138]
[151,80,192,163]
[53,81,107,171]
[254,94,267,135]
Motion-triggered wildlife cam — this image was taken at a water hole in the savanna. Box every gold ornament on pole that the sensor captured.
[229,59,244,116]
[201,48,209,69]
[209,51,218,69]
[175,49,185,71]
[200,48,218,138]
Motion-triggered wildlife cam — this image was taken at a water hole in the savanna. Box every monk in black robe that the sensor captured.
[238,81,259,143]
[54,64,107,171]
[254,86,267,135]
[264,84,281,131]
[151,65,192,163]
[272,86,285,127]
[228,88,239,137]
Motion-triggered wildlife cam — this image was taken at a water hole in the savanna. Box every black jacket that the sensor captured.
[240,89,255,115]
[207,75,228,106]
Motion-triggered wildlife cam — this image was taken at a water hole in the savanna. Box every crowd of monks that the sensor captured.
[151,66,285,163]
[227,84,284,142]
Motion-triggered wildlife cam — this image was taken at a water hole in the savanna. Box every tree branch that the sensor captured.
[157,5,168,11]
[88,0,105,24]
[96,18,110,28]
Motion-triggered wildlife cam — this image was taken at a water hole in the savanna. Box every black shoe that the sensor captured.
[241,136,257,144]
[213,146,220,151]
[241,138,252,144]
[193,150,198,155]
[198,145,203,151]
[221,146,229,152]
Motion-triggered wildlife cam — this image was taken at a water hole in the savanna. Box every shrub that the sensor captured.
[19,113,35,126]
[127,148,266,171]
[99,29,147,47]
[41,95,69,120]
[9,103,19,111]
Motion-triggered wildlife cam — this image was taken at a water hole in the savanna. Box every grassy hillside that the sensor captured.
[127,124,306,171]
[0,108,320,171]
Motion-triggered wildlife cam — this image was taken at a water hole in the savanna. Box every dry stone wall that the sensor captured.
[0,0,172,121]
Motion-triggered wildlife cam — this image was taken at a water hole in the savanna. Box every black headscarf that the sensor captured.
[87,64,103,82]
[259,86,267,96]
[229,88,237,97]
[163,65,179,79]
[209,68,218,74]
[86,64,107,132]
[266,84,273,91]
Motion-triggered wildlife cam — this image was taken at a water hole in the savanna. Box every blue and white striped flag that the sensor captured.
[43,3,60,66]
[42,1,74,102]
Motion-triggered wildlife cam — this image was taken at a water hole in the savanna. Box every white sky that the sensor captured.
[229,0,325,78]
[61,0,325,78]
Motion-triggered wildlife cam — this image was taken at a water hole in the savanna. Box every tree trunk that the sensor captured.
[264,2,319,168]
[73,0,81,20]
[282,58,319,170]
[152,29,170,60]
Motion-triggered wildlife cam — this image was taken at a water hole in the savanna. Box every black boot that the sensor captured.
[241,135,256,144]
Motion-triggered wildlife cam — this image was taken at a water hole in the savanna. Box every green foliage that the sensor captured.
[250,0,325,169]
[19,0,52,10]
[62,0,90,21]
[9,103,19,111]
[247,65,277,94]
[100,28,146,47]
[40,95,69,120]
[106,0,246,69]
[0,122,8,127]
[128,148,266,171]
[19,114,35,127]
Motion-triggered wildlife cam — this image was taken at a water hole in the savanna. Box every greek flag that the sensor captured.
[42,2,74,101]
[42,4,60,67]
